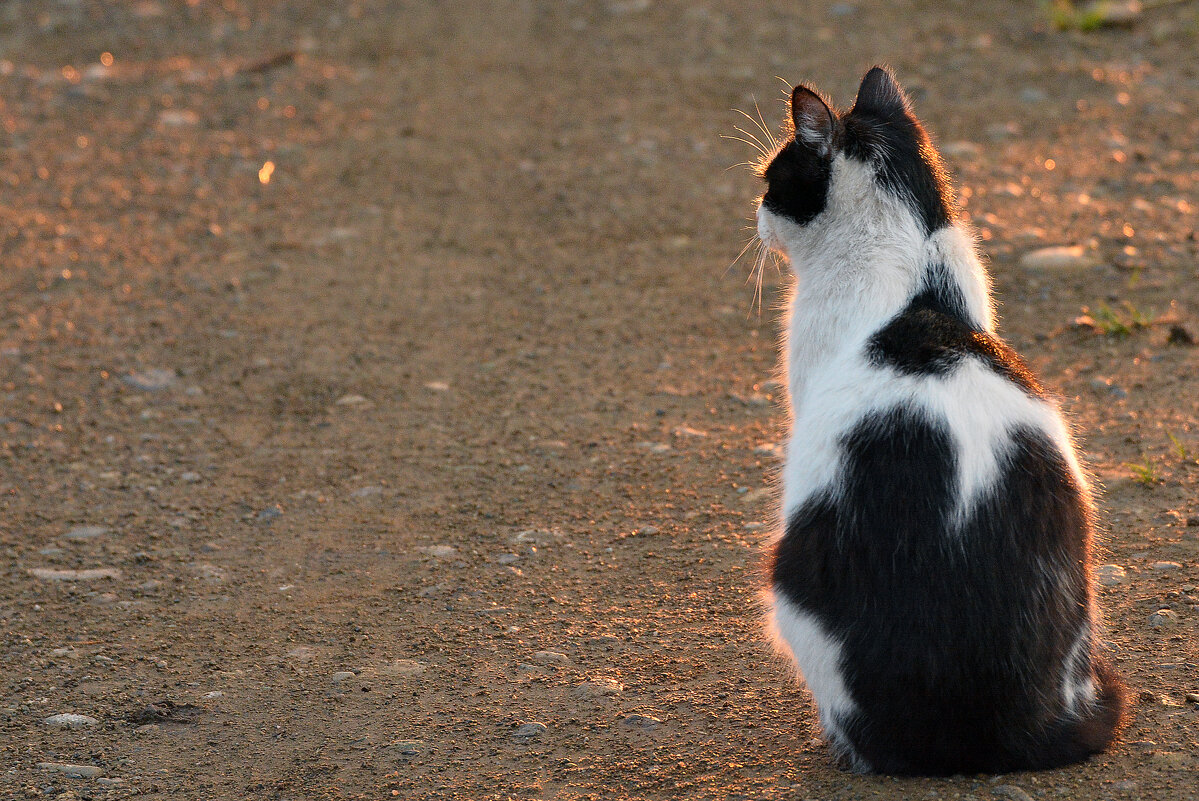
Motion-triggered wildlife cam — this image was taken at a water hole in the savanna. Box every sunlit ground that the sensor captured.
[0,1,1196,799]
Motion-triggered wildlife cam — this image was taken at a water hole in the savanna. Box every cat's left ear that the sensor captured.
[791,85,835,155]
[852,66,912,118]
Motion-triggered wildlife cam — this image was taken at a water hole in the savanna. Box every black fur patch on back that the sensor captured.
[842,106,954,234]
[866,286,1043,396]
[761,141,832,226]
[773,412,1112,775]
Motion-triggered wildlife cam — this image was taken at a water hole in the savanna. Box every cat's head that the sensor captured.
[756,66,955,262]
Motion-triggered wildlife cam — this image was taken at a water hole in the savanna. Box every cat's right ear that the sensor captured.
[791,86,835,155]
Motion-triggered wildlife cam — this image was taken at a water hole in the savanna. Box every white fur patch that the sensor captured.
[769,592,858,753]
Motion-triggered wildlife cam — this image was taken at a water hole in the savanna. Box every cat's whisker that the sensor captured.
[725,234,759,278]
[750,100,779,151]
[720,133,769,159]
[729,125,772,158]
[735,107,778,153]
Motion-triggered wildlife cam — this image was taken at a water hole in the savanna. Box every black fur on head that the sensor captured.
[760,65,956,234]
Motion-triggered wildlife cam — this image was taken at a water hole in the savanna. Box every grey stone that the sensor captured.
[64,525,108,541]
[330,671,357,683]
[122,368,176,391]
[1151,561,1182,571]
[38,762,103,778]
[993,786,1034,801]
[512,722,547,739]
[533,651,569,664]
[621,713,662,729]
[1096,564,1127,586]
[1148,608,1180,628]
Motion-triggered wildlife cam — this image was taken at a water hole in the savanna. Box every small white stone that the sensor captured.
[158,109,199,126]
[940,140,980,158]
[418,545,456,558]
[44,713,99,729]
[1019,246,1099,271]
[573,678,623,698]
[122,368,176,391]
[533,651,569,664]
[1096,564,1127,586]
[29,568,121,581]
[330,671,357,683]
[379,659,426,677]
[1151,561,1182,571]
[334,394,371,406]
[424,381,450,392]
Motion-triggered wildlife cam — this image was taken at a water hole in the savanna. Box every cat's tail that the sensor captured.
[1013,658,1128,770]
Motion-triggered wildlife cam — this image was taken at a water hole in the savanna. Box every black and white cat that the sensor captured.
[754,66,1126,775]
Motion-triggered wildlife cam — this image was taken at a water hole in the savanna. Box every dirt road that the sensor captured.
[1,1,1197,799]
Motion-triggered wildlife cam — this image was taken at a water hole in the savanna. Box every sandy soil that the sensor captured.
[1,1,1197,799]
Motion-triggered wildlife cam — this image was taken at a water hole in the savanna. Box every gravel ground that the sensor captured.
[1,1,1197,799]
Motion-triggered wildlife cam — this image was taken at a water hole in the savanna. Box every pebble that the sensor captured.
[43,713,99,729]
[638,526,659,535]
[334,394,371,406]
[37,762,103,779]
[992,785,1034,801]
[97,777,126,787]
[573,678,623,698]
[330,671,357,683]
[257,505,283,523]
[1089,378,1127,398]
[390,739,424,755]
[739,487,773,504]
[621,713,662,729]
[1185,692,1199,704]
[158,109,199,126]
[533,651,569,664]
[122,368,176,391]
[1096,564,1127,586]
[1019,246,1098,271]
[512,722,548,740]
[418,545,456,558]
[985,122,1021,140]
[1112,779,1138,792]
[1151,561,1182,571]
[1148,608,1180,628]
[63,525,108,541]
[513,528,561,545]
[423,381,450,392]
[180,471,201,482]
[1018,87,1048,103]
[28,568,121,581]
[940,140,981,158]
[379,659,426,677]
[496,553,520,564]
[350,485,383,497]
